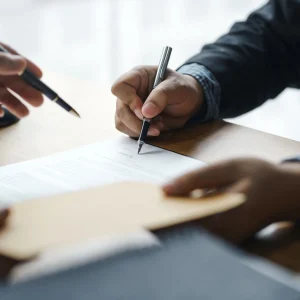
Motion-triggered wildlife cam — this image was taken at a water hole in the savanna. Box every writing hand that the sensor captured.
[163,158,300,243]
[111,66,204,137]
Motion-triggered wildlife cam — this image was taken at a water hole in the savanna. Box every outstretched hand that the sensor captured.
[163,158,300,243]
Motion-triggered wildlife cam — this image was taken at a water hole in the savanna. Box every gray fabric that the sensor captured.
[0,228,299,300]
[181,0,300,119]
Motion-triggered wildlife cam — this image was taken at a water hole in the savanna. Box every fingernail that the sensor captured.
[142,103,158,117]
[148,128,160,136]
[134,108,143,120]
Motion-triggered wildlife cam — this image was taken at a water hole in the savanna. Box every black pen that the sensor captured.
[137,46,172,154]
[0,45,80,118]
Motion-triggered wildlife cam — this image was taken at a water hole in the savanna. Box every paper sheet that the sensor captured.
[0,137,204,204]
[0,138,245,261]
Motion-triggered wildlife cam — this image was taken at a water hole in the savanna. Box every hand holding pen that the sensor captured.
[111,47,204,152]
[0,43,44,118]
[0,43,79,119]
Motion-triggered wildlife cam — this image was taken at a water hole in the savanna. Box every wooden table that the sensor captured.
[1,73,300,272]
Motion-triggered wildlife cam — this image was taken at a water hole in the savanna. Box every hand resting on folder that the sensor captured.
[163,158,300,243]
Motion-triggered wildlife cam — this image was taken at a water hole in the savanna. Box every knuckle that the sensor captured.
[15,102,27,115]
[15,106,28,117]
[0,54,9,67]
[111,67,142,96]
[115,118,123,132]
[116,104,127,120]
[237,158,264,174]
[173,74,185,87]
[130,68,145,83]
[226,158,270,178]
[155,86,168,102]
[21,108,29,117]
[131,66,151,83]
[111,82,119,96]
[132,65,144,73]
[226,160,242,175]
[128,100,138,112]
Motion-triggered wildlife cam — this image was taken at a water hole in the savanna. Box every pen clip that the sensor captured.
[153,46,172,88]
[158,46,172,79]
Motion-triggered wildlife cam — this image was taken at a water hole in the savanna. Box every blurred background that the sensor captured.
[1,0,300,142]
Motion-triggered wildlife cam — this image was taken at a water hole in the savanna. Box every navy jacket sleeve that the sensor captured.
[182,0,300,118]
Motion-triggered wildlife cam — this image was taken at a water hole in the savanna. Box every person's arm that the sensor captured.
[162,158,300,244]
[181,0,300,119]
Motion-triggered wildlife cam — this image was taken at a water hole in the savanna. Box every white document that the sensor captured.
[0,137,204,204]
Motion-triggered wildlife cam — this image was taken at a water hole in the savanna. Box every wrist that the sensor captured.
[182,74,204,118]
[177,63,220,122]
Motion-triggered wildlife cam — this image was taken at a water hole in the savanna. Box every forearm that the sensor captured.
[181,0,300,119]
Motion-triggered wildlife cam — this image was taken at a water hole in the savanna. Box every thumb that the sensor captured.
[0,53,26,75]
[142,81,172,119]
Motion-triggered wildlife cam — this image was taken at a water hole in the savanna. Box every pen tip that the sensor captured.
[137,144,142,155]
[70,109,81,118]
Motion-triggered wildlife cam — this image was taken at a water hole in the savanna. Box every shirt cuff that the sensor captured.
[281,157,300,164]
[177,63,221,122]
